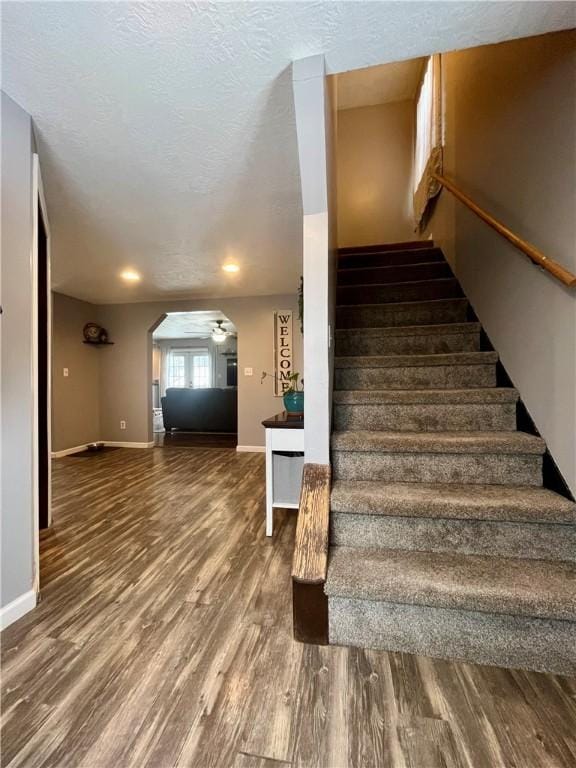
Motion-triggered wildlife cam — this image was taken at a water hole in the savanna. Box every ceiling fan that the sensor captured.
[182,318,236,341]
[211,319,236,344]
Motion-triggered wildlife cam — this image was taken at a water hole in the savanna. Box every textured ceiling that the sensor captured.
[153,311,236,340]
[337,58,426,111]
[2,2,574,304]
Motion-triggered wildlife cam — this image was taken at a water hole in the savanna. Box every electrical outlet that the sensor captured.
[244,367,253,376]
[120,420,127,430]
[63,368,69,377]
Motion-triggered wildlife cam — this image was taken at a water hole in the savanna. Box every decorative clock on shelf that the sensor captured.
[83,323,114,345]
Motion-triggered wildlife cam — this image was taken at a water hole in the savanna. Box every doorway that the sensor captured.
[32,153,52,592]
[151,311,238,448]
[37,197,49,529]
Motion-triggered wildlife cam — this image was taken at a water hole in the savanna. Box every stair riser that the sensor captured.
[331,514,576,562]
[334,365,496,390]
[339,241,435,254]
[333,403,516,432]
[338,249,443,270]
[332,452,542,485]
[336,300,468,329]
[338,262,452,285]
[337,280,462,306]
[335,332,479,356]
[328,598,576,675]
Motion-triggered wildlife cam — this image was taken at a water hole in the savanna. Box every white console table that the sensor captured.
[262,412,304,536]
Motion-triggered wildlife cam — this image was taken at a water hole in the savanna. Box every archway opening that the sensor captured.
[150,311,238,449]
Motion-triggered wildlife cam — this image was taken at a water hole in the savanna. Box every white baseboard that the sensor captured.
[51,443,92,457]
[236,445,266,453]
[104,441,154,449]
[52,441,154,457]
[1,590,37,631]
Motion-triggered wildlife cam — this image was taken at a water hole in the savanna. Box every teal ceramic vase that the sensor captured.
[283,391,304,416]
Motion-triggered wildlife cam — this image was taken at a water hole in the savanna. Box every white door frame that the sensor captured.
[31,153,52,593]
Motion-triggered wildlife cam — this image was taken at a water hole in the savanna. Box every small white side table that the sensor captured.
[262,413,304,536]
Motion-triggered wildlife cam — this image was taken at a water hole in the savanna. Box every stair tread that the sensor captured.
[338,260,447,275]
[338,277,459,290]
[335,351,498,369]
[325,546,576,621]
[333,388,518,404]
[337,297,468,311]
[338,241,435,255]
[336,298,469,330]
[338,264,453,288]
[331,481,576,523]
[338,245,445,271]
[331,430,546,454]
[337,279,463,306]
[335,322,480,337]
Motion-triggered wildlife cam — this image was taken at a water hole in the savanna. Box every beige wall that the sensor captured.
[97,294,302,448]
[427,30,576,493]
[337,100,415,247]
[51,292,101,451]
[1,92,36,608]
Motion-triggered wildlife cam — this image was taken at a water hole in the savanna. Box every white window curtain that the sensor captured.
[159,344,169,397]
[413,55,443,228]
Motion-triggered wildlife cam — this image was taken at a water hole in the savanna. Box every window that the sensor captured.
[167,348,211,388]
[168,352,187,388]
[191,354,210,388]
[413,55,443,227]
[414,57,434,193]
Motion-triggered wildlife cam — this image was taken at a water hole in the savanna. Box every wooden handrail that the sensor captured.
[432,172,576,288]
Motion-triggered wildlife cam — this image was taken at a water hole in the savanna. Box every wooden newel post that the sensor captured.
[291,463,331,645]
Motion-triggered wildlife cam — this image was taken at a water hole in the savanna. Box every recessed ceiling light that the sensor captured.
[222,263,240,273]
[120,269,141,282]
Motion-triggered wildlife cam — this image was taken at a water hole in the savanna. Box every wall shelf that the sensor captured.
[83,341,115,346]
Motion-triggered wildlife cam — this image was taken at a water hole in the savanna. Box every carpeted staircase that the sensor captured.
[325,241,576,674]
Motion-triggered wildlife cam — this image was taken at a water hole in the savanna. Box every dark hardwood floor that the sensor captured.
[1,447,575,767]
[154,431,238,448]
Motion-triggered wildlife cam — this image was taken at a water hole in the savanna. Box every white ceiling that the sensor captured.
[3,2,573,304]
[153,311,236,340]
[337,58,426,111]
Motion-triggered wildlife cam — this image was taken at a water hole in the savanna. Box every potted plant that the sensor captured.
[261,371,304,416]
[281,372,304,416]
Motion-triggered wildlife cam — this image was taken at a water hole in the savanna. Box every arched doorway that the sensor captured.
[148,310,238,448]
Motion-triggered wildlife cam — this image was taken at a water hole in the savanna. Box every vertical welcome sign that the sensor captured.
[273,310,293,396]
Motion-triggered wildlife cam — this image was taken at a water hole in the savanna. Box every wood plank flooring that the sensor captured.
[2,447,575,768]
[154,431,238,448]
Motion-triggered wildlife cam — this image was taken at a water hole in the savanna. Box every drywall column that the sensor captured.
[1,92,37,626]
[293,55,337,465]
